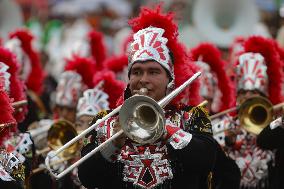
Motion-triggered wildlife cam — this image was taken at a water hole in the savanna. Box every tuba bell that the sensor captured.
[238,96,273,135]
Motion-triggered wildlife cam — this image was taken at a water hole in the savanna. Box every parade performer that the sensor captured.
[78,5,216,189]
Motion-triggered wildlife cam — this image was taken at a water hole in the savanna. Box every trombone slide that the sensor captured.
[45,72,202,179]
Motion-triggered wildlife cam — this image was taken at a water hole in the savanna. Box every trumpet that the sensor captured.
[45,72,202,179]
[211,95,284,135]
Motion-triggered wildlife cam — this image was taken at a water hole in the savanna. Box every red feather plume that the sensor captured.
[9,29,45,95]
[243,36,283,104]
[129,4,201,106]
[65,55,96,88]
[190,43,234,111]
[105,55,128,73]
[88,30,107,71]
[0,47,27,122]
[0,84,17,146]
[93,70,126,109]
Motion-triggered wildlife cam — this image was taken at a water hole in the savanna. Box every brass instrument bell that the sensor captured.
[47,120,79,158]
[238,96,273,135]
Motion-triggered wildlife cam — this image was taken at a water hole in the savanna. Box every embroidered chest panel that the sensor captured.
[118,142,173,189]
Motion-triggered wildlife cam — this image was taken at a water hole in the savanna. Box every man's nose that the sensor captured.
[140,72,149,83]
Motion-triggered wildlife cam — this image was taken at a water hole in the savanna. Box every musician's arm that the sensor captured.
[78,111,121,188]
[166,106,217,173]
[257,117,284,150]
[78,141,122,188]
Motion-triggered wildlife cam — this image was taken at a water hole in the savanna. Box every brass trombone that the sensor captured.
[45,72,202,179]
[211,95,284,135]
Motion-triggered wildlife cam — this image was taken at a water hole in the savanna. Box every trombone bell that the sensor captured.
[119,95,165,144]
[238,96,273,135]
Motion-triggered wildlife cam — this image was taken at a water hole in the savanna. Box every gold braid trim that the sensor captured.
[84,110,110,146]
[187,106,213,135]
[90,110,109,125]
[188,106,209,117]
[11,164,25,182]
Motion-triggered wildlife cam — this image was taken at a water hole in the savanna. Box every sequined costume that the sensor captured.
[78,105,216,189]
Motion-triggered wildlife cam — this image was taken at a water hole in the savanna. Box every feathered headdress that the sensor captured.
[128,5,201,105]
[55,71,83,108]
[65,55,96,88]
[236,36,283,104]
[9,29,45,95]
[77,87,109,118]
[93,70,126,109]
[0,47,27,122]
[190,43,234,111]
[88,30,107,71]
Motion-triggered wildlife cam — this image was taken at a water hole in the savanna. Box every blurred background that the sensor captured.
[2,0,284,53]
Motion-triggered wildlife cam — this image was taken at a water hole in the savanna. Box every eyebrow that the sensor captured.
[131,66,162,71]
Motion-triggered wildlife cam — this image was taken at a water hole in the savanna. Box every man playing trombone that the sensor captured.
[77,5,217,189]
[212,36,283,189]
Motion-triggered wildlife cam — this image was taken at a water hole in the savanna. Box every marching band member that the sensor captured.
[212,36,283,189]
[54,71,84,123]
[78,5,217,189]
[0,60,32,189]
[54,52,97,122]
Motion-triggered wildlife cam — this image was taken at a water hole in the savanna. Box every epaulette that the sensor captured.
[90,110,109,126]
[185,106,213,135]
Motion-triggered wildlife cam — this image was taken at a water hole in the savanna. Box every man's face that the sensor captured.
[55,106,77,123]
[129,61,170,101]
[76,115,94,132]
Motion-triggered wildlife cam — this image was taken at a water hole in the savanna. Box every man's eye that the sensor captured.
[150,71,159,75]
[132,71,140,75]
